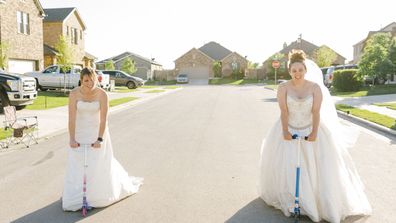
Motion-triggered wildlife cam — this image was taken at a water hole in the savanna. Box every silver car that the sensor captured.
[176,74,189,83]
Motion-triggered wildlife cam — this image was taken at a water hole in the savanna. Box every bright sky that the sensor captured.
[39,0,396,68]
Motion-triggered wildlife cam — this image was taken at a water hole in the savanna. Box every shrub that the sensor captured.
[332,69,362,91]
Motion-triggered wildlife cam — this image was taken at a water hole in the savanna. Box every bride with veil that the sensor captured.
[258,50,371,223]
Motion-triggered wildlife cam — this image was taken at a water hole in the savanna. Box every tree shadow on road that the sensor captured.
[225,197,314,223]
[11,199,103,223]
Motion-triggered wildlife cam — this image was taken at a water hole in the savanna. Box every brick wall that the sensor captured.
[0,0,44,70]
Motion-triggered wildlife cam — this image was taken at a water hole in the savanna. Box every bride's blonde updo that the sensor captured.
[288,49,307,70]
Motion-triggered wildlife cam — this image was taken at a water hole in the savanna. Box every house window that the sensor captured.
[66,26,69,35]
[70,28,78,44]
[80,30,82,40]
[17,11,29,34]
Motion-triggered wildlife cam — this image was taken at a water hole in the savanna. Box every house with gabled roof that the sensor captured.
[174,41,248,79]
[96,51,163,80]
[353,22,396,64]
[0,0,45,73]
[279,39,345,65]
[42,7,95,68]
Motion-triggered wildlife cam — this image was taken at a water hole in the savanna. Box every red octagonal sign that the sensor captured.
[272,60,280,69]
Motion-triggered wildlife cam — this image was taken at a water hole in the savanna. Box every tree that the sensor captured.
[248,61,259,69]
[105,60,115,70]
[54,35,73,93]
[0,41,9,70]
[312,46,337,67]
[121,57,137,75]
[264,53,288,80]
[212,61,222,78]
[358,33,393,84]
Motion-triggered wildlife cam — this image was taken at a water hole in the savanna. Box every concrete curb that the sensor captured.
[337,110,396,138]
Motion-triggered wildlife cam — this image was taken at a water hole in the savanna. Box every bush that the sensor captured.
[332,69,362,91]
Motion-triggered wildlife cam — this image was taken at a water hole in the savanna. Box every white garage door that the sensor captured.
[179,66,209,80]
[8,59,36,74]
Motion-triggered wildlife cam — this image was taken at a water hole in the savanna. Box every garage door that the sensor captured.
[8,59,36,74]
[179,66,209,80]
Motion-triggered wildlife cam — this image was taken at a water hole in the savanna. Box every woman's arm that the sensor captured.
[309,83,323,141]
[277,83,291,140]
[93,89,109,148]
[68,90,78,148]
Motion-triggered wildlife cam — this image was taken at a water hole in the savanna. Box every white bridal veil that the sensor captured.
[304,59,359,149]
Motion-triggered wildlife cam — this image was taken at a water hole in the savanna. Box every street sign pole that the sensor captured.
[272,60,280,85]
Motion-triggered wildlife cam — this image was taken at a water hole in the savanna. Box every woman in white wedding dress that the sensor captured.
[258,50,371,223]
[62,67,143,211]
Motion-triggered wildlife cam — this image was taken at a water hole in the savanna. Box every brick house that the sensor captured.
[353,22,396,64]
[42,7,94,68]
[279,38,346,65]
[96,51,163,80]
[174,41,248,79]
[0,0,45,73]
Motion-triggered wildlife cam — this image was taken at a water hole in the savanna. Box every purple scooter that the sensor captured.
[79,143,93,217]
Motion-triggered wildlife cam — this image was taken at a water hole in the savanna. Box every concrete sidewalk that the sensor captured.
[332,93,396,137]
[0,86,183,142]
[333,94,396,119]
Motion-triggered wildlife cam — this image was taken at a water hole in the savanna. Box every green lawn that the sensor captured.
[373,102,396,110]
[336,104,396,130]
[109,97,139,107]
[145,89,165,93]
[0,128,12,140]
[114,86,138,93]
[145,80,177,85]
[331,84,396,97]
[162,86,180,89]
[209,78,262,85]
[26,91,69,110]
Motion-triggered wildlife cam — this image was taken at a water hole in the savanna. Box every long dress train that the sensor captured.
[258,95,371,223]
[62,101,143,211]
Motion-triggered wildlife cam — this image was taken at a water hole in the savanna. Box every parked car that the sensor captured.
[101,70,144,89]
[176,74,189,83]
[95,70,110,90]
[323,64,358,88]
[0,70,37,109]
[24,65,82,91]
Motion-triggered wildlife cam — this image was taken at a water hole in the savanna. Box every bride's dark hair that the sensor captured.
[288,49,307,70]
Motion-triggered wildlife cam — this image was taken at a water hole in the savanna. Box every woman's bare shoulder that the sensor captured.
[96,88,108,98]
[69,87,80,98]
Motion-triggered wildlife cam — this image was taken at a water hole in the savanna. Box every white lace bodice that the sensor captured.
[287,95,313,129]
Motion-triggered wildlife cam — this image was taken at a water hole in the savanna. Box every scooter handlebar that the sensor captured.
[292,134,308,140]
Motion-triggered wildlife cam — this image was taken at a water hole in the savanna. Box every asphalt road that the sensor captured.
[0,85,395,223]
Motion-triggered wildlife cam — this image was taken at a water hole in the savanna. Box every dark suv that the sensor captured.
[101,70,144,89]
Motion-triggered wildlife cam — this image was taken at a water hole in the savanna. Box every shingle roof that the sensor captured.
[280,39,319,56]
[84,52,97,60]
[43,44,58,55]
[97,51,162,66]
[43,8,75,22]
[198,41,232,60]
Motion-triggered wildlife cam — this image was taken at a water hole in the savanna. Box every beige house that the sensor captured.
[175,41,248,79]
[42,7,94,68]
[279,38,346,65]
[353,22,396,64]
[0,0,45,73]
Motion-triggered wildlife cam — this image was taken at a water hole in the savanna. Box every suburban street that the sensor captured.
[0,85,395,223]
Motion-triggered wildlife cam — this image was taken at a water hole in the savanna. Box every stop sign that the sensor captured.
[272,60,280,69]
